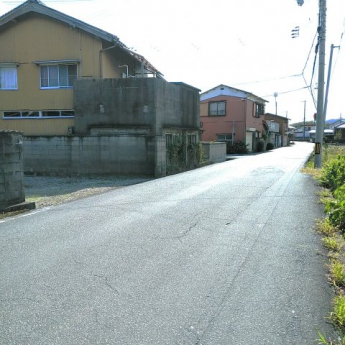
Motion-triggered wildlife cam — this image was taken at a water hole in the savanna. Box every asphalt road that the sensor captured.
[0,142,336,344]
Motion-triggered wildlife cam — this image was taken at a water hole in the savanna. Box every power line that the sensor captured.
[262,86,309,98]
[232,73,301,87]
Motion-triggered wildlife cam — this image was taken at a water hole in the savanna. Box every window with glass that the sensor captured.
[0,65,18,90]
[3,110,74,118]
[40,64,77,88]
[255,103,265,117]
[209,101,226,116]
[217,133,233,144]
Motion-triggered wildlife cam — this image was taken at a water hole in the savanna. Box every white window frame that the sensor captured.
[0,64,18,90]
[39,63,78,89]
[3,110,75,119]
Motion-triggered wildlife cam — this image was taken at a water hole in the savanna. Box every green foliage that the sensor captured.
[325,184,345,230]
[316,331,345,345]
[256,140,265,152]
[322,236,343,251]
[316,218,338,236]
[330,260,345,286]
[331,295,345,330]
[166,140,202,174]
[266,142,274,151]
[319,155,345,192]
[226,140,248,154]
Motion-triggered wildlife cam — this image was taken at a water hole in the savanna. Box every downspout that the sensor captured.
[99,45,117,78]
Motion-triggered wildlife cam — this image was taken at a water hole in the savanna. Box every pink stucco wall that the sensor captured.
[200,95,264,143]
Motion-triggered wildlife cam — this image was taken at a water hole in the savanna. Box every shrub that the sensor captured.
[266,142,274,151]
[331,295,345,330]
[256,140,265,152]
[325,184,345,231]
[319,155,345,192]
[227,140,248,154]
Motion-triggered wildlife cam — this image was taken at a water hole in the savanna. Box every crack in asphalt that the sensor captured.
[93,274,119,294]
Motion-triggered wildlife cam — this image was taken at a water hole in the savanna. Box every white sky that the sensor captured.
[1,0,345,124]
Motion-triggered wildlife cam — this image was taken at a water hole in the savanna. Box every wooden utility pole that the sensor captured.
[314,0,327,168]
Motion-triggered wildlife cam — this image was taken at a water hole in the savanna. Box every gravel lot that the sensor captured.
[24,175,152,209]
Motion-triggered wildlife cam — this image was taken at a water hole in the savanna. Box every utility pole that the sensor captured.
[323,44,340,123]
[274,92,278,115]
[314,0,327,168]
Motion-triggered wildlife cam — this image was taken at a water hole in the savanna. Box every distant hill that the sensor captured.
[326,118,343,123]
[290,121,315,127]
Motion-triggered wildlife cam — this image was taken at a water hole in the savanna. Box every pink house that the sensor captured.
[200,85,268,152]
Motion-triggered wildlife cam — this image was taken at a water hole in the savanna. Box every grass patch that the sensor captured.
[316,218,338,236]
[331,295,345,330]
[304,145,345,343]
[0,209,28,220]
[322,236,344,252]
[329,260,345,287]
[316,331,345,344]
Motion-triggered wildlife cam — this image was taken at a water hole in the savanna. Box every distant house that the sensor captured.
[0,0,163,136]
[293,125,316,140]
[200,84,267,152]
[334,123,345,142]
[264,113,289,147]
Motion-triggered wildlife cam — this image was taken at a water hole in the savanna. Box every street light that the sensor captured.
[274,92,278,115]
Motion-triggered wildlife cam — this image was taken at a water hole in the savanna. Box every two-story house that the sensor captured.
[264,113,289,147]
[0,0,163,136]
[200,84,267,152]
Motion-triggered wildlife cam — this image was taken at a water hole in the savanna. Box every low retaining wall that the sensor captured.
[23,135,156,176]
[0,131,25,211]
[202,142,226,163]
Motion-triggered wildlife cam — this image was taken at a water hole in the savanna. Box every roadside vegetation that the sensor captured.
[303,145,345,344]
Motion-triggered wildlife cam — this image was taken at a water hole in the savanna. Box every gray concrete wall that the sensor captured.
[73,78,200,135]
[202,142,226,163]
[0,131,25,211]
[23,135,155,176]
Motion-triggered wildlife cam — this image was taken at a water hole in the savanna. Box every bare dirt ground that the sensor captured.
[24,175,152,209]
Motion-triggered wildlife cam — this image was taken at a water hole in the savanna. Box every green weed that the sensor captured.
[325,185,345,231]
[329,260,345,286]
[322,236,343,252]
[316,218,338,236]
[316,331,345,344]
[331,295,345,329]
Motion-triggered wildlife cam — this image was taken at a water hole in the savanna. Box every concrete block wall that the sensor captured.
[23,135,156,176]
[0,131,25,211]
[202,142,226,163]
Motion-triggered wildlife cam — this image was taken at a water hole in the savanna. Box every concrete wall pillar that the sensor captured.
[0,131,25,211]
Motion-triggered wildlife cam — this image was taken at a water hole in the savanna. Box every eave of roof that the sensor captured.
[265,113,290,121]
[201,84,268,103]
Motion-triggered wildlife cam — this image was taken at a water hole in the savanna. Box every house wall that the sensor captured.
[0,131,25,210]
[23,135,155,176]
[200,95,264,145]
[264,114,289,146]
[0,13,110,135]
[0,118,75,135]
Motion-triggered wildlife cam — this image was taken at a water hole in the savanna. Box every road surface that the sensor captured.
[0,142,335,344]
